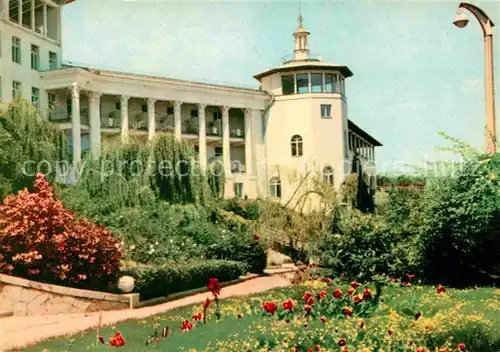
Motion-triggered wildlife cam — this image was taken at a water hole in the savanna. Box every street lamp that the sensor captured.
[454,2,497,154]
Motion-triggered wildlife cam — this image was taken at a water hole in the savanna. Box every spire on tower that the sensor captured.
[293,14,310,61]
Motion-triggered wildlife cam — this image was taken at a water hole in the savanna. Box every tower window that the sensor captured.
[323,166,334,186]
[291,134,303,157]
[320,104,332,119]
[281,75,294,95]
[324,74,336,93]
[269,177,281,198]
[311,73,323,93]
[296,74,309,93]
[215,147,223,157]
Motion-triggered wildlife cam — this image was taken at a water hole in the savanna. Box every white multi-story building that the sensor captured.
[0,0,381,207]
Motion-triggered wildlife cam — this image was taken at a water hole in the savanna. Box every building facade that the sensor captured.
[0,1,382,207]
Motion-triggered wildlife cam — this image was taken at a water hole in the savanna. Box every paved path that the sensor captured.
[0,274,291,351]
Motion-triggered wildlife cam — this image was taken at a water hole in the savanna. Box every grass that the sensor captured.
[23,277,500,352]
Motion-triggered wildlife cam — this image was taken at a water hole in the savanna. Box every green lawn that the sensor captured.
[23,279,500,352]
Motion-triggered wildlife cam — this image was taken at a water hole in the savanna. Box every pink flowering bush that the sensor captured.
[0,173,122,289]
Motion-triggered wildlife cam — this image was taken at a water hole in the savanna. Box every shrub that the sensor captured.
[205,231,267,273]
[421,154,500,286]
[317,209,421,281]
[0,99,68,201]
[125,259,248,300]
[0,174,122,289]
[221,198,261,220]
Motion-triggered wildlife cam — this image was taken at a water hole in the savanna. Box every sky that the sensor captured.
[61,0,500,173]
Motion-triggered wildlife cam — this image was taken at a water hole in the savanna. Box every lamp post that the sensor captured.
[454,2,497,154]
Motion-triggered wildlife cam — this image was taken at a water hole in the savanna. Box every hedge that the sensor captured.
[124,260,248,301]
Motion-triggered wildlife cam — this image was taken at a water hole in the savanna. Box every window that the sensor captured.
[291,134,303,157]
[31,87,40,109]
[296,74,309,93]
[234,182,243,198]
[269,177,281,198]
[12,81,21,98]
[66,98,72,115]
[215,147,223,157]
[281,75,294,95]
[9,0,19,22]
[49,52,57,70]
[190,109,198,118]
[340,76,345,95]
[115,101,121,110]
[31,45,40,70]
[323,166,334,186]
[141,104,147,113]
[48,93,56,118]
[320,104,332,119]
[12,37,21,64]
[324,74,335,93]
[213,111,221,120]
[194,146,199,153]
[167,106,174,115]
[311,73,323,93]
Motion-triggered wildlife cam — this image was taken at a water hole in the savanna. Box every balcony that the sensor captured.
[102,111,121,129]
[48,108,89,129]
[182,125,199,135]
[230,128,244,139]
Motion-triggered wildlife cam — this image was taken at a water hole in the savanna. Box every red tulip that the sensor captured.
[416,347,425,352]
[363,288,372,300]
[318,290,327,300]
[263,301,278,315]
[180,319,194,331]
[204,298,211,309]
[254,234,260,241]
[437,285,446,294]
[388,329,394,336]
[407,274,415,281]
[307,296,316,305]
[283,299,294,311]
[237,313,243,319]
[303,291,312,303]
[347,288,355,296]
[458,343,466,351]
[304,304,312,313]
[192,312,203,321]
[353,295,362,303]
[343,307,352,316]
[320,316,327,323]
[338,338,347,347]
[315,345,320,351]
[359,320,365,329]
[207,278,221,297]
[350,280,360,289]
[333,288,343,298]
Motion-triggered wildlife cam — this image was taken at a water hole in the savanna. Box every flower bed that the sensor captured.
[25,269,500,352]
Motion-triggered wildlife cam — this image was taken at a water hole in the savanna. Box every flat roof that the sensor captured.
[60,63,264,94]
[348,120,382,147]
[254,61,353,81]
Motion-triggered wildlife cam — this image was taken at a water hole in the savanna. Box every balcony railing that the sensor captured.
[230,128,244,138]
[182,125,199,135]
[206,126,221,136]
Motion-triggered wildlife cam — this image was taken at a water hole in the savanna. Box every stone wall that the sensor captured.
[0,274,139,316]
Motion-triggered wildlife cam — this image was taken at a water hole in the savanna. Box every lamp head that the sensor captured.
[454,9,469,28]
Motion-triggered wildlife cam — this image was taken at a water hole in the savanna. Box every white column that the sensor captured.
[221,105,234,198]
[198,103,207,171]
[120,95,129,142]
[30,0,35,30]
[244,108,253,175]
[174,101,182,139]
[88,91,101,158]
[71,82,81,164]
[17,0,21,24]
[42,3,47,36]
[57,7,61,43]
[147,98,156,141]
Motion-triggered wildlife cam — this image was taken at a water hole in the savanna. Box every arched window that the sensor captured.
[291,135,303,157]
[269,177,282,198]
[323,166,334,186]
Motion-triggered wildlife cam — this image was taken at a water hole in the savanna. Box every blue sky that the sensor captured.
[62,0,500,173]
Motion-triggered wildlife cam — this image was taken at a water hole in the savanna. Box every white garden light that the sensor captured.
[118,275,135,293]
